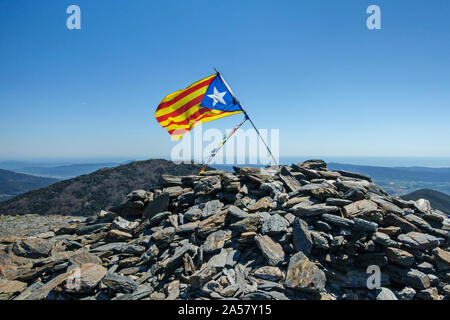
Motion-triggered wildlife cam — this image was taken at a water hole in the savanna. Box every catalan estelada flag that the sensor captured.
[155,73,244,140]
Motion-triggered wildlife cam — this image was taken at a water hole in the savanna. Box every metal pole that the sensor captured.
[214,68,279,166]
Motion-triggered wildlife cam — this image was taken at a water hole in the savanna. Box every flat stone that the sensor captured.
[261,214,289,235]
[433,248,450,271]
[385,266,430,290]
[352,217,378,232]
[337,170,372,182]
[343,200,379,221]
[386,247,414,267]
[383,213,420,233]
[279,166,302,192]
[194,176,221,195]
[202,200,223,218]
[102,273,137,293]
[230,214,262,233]
[321,214,354,228]
[397,232,440,251]
[292,218,313,256]
[197,213,226,238]
[326,198,353,206]
[253,266,285,282]
[12,238,53,259]
[249,197,271,212]
[69,249,102,266]
[373,232,397,247]
[105,229,133,242]
[0,279,27,300]
[291,203,338,217]
[65,263,107,293]
[254,235,285,266]
[143,193,169,219]
[148,211,171,226]
[227,206,248,219]
[203,230,231,254]
[285,251,326,292]
[376,287,398,300]
[112,216,139,232]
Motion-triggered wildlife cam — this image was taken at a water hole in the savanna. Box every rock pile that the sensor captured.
[1,160,449,300]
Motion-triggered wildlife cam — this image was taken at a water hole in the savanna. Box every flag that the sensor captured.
[155,73,244,140]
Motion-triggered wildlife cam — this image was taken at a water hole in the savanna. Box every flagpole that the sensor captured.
[215,68,278,166]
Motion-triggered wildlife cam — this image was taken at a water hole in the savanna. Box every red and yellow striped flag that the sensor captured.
[155,73,243,140]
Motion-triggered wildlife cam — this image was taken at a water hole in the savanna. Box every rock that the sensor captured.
[105,229,133,242]
[254,235,285,266]
[102,273,137,293]
[190,265,218,289]
[197,213,226,238]
[373,232,397,247]
[148,211,171,226]
[202,200,223,218]
[416,287,439,300]
[261,214,289,235]
[127,189,152,201]
[326,198,353,206]
[143,193,169,219]
[385,266,430,290]
[253,266,285,282]
[337,170,372,182]
[292,218,313,256]
[352,218,378,232]
[310,188,340,202]
[2,159,448,301]
[398,232,440,251]
[376,287,398,300]
[386,247,414,267]
[203,230,231,254]
[292,203,338,217]
[0,279,27,300]
[356,253,388,267]
[184,206,203,222]
[194,176,221,195]
[65,263,107,293]
[278,167,302,192]
[310,231,329,250]
[12,238,53,259]
[249,197,270,212]
[415,199,432,214]
[230,214,262,233]
[300,159,327,170]
[343,200,379,221]
[208,249,229,268]
[69,249,102,266]
[165,280,180,300]
[397,287,416,300]
[112,216,139,232]
[227,206,248,219]
[377,226,401,236]
[383,213,420,233]
[321,214,354,228]
[285,251,326,292]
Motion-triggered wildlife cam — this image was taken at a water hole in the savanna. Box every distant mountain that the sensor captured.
[0,159,205,216]
[401,189,450,215]
[0,169,59,202]
[327,163,450,195]
[16,163,121,179]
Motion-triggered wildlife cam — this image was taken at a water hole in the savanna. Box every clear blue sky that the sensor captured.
[1,0,449,160]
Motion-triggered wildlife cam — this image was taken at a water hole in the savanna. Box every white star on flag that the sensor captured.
[207,86,227,107]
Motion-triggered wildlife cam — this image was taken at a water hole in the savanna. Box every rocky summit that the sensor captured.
[0,159,449,300]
